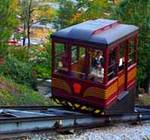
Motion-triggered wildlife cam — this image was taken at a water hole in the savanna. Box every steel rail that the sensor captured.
[0,106,149,136]
[0,105,149,111]
[0,106,63,110]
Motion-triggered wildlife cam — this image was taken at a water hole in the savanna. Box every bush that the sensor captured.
[33,65,50,79]
[31,44,51,79]
[8,47,29,62]
[0,43,52,89]
[0,76,52,106]
[0,55,36,88]
[0,45,8,58]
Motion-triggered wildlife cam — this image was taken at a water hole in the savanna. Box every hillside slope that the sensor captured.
[0,76,51,106]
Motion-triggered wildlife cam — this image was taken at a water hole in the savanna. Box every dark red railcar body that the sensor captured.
[51,19,139,114]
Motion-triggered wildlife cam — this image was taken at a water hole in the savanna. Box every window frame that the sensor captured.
[71,45,80,64]
[127,38,136,67]
[107,47,118,81]
[70,44,87,77]
[118,43,126,73]
[53,41,69,73]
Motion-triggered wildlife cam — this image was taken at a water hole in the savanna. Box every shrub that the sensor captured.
[0,76,51,106]
[33,65,50,79]
[8,47,29,62]
[0,55,36,88]
[0,45,8,58]
[31,44,51,79]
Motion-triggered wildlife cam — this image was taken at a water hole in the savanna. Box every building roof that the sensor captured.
[51,19,138,46]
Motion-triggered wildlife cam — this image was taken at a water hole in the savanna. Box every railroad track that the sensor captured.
[0,105,149,138]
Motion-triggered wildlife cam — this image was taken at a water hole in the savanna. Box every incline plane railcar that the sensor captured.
[51,19,139,114]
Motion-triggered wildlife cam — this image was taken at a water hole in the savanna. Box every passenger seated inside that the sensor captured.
[91,51,104,78]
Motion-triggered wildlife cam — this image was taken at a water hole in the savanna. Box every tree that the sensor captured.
[19,0,56,47]
[54,0,111,29]
[0,0,18,45]
[113,0,150,92]
[53,0,76,29]
[80,0,110,20]
[0,0,18,58]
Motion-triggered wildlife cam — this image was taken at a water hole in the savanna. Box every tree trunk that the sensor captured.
[27,23,30,48]
[23,22,26,46]
[27,0,32,48]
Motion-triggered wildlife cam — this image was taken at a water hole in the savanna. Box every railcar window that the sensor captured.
[128,40,135,67]
[54,43,68,72]
[79,47,86,57]
[119,44,125,71]
[108,48,117,81]
[71,46,79,63]
[71,46,86,78]
[88,49,104,83]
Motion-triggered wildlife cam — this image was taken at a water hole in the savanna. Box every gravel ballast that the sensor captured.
[26,122,150,140]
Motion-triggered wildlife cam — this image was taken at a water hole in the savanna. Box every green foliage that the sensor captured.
[30,44,51,79]
[54,0,111,29]
[0,44,51,87]
[0,0,18,60]
[8,47,29,62]
[33,65,50,79]
[0,45,8,58]
[54,0,76,29]
[0,55,36,88]
[80,0,110,20]
[18,0,56,47]
[112,0,150,87]
[0,0,18,45]
[0,76,51,106]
